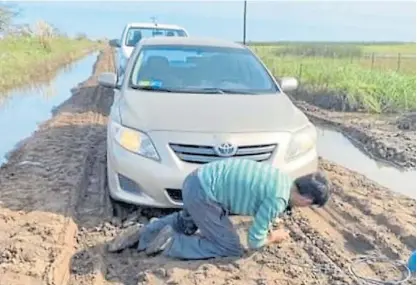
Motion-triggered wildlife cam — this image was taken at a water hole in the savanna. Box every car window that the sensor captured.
[129,45,279,94]
[125,27,187,47]
[120,26,127,46]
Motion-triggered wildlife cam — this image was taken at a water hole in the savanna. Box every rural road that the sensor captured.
[0,47,415,285]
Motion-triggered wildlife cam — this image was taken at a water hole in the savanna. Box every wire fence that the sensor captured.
[285,53,416,75]
[288,53,417,78]
[251,46,416,112]
[355,53,415,73]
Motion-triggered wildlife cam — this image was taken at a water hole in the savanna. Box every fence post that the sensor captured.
[397,53,401,72]
[298,63,303,81]
[371,52,375,70]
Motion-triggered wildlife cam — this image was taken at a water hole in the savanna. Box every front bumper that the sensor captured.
[107,129,318,208]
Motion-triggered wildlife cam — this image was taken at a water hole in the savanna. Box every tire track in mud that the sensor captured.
[47,48,115,285]
[288,160,416,285]
[320,160,416,252]
[0,47,115,285]
[70,141,113,285]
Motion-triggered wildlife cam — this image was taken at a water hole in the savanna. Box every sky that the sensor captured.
[8,1,417,42]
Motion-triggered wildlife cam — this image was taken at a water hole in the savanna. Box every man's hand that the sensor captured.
[267,228,290,244]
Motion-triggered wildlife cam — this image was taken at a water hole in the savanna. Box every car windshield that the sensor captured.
[129,45,279,94]
[125,27,187,47]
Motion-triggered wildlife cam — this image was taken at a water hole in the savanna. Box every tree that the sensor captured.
[0,3,19,32]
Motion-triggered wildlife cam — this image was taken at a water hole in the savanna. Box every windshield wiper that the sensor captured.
[130,85,175,92]
[131,85,256,95]
[194,88,225,94]
[197,88,255,94]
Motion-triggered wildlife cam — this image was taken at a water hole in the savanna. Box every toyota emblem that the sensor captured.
[214,142,238,157]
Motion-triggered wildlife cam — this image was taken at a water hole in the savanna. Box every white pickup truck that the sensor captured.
[109,22,189,82]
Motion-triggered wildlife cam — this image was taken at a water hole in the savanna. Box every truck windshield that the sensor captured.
[125,27,187,47]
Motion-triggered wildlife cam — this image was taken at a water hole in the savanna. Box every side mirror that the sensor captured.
[279,77,299,92]
[109,39,121,48]
[98,72,117,89]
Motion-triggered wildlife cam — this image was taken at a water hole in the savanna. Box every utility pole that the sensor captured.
[243,0,247,45]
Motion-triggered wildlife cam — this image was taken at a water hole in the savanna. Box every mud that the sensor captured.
[290,92,416,169]
[0,48,415,285]
[0,48,114,285]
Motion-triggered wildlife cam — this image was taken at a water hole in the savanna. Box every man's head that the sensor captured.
[289,172,330,208]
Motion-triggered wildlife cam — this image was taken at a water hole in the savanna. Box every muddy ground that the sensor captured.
[0,48,415,285]
[289,87,416,170]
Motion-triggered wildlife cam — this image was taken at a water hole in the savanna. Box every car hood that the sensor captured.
[119,91,309,133]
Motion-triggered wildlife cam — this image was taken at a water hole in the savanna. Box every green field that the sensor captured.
[250,43,416,113]
[0,36,101,92]
[360,44,415,54]
[248,42,416,55]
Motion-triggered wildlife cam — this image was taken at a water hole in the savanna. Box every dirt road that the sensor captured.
[0,48,415,285]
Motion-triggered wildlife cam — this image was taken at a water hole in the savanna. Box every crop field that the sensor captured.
[250,43,416,113]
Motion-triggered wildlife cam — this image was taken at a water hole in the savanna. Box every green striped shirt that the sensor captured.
[197,158,293,249]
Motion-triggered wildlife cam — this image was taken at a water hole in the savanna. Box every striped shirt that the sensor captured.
[197,158,293,249]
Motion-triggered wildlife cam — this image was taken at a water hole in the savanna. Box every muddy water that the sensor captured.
[317,126,416,199]
[0,53,99,165]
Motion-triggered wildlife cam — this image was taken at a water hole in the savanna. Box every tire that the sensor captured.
[111,198,134,220]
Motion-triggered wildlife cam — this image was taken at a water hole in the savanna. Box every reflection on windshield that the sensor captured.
[129,45,279,94]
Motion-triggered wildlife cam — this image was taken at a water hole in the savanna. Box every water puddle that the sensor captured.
[317,126,416,199]
[0,53,98,165]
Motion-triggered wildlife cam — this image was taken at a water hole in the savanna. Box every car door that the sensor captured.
[116,26,128,79]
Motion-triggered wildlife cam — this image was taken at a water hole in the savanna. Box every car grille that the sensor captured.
[169,143,277,164]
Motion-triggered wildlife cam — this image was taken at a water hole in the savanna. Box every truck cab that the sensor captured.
[109,22,189,83]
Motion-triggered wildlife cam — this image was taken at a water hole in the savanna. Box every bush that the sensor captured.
[75,33,88,40]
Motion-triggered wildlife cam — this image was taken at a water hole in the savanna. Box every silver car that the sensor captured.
[98,37,318,208]
[109,22,189,83]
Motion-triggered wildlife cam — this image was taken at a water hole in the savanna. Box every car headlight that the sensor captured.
[110,121,160,161]
[285,124,317,162]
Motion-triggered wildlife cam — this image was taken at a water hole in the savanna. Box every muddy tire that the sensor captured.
[111,198,134,220]
[104,157,134,221]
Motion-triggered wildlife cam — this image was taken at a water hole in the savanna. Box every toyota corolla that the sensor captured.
[98,37,318,208]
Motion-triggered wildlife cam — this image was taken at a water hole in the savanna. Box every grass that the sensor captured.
[251,44,416,113]
[0,36,101,92]
[360,43,416,55]
[248,42,416,55]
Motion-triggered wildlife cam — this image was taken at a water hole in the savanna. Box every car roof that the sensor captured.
[126,22,186,30]
[140,36,246,49]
